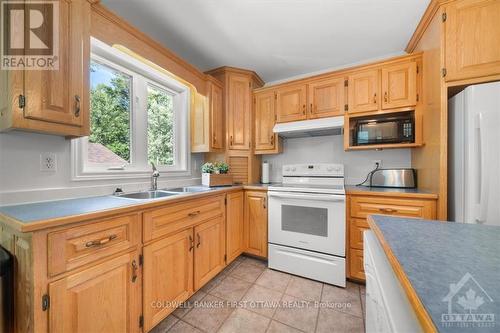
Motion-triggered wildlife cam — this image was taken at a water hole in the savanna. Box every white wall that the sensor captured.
[0,131,204,205]
[263,135,412,185]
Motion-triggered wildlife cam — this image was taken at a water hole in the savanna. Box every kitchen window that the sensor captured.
[72,38,190,180]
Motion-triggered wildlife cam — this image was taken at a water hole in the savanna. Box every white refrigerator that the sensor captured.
[449,81,500,225]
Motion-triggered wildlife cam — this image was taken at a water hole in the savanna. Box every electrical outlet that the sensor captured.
[372,160,382,170]
[40,153,57,172]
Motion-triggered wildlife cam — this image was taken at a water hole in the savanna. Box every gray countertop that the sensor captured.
[371,215,500,332]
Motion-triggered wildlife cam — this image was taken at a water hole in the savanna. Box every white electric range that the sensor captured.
[268,163,346,287]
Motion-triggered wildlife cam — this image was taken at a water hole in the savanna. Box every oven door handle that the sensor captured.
[268,192,345,202]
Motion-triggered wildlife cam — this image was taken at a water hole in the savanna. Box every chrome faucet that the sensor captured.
[151,162,160,190]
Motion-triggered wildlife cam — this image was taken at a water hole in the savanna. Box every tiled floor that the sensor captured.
[151,255,366,333]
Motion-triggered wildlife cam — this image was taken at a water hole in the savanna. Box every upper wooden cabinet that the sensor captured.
[381,62,417,109]
[227,73,252,150]
[347,69,380,114]
[444,0,500,82]
[308,77,345,118]
[0,0,90,137]
[276,84,307,123]
[254,90,282,154]
[191,76,224,153]
[244,191,268,258]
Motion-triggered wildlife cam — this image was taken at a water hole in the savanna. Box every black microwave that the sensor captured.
[353,113,415,146]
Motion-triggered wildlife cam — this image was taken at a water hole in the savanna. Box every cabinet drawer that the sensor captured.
[48,214,140,277]
[349,248,365,281]
[144,195,225,242]
[350,196,436,220]
[349,218,370,250]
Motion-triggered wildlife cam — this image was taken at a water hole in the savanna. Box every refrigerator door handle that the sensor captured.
[476,112,488,223]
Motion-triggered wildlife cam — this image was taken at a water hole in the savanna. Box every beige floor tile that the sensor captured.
[230,262,266,283]
[315,307,364,333]
[150,314,179,333]
[242,284,283,318]
[255,269,292,293]
[266,320,304,333]
[201,271,227,293]
[284,276,323,302]
[173,290,207,318]
[210,276,252,302]
[182,295,234,333]
[321,282,363,318]
[218,308,271,333]
[167,320,203,333]
[273,295,319,333]
[243,256,268,268]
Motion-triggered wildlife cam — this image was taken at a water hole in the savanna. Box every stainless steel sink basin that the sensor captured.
[165,186,212,193]
[118,190,178,200]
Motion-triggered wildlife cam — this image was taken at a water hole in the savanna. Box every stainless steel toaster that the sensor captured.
[369,168,417,188]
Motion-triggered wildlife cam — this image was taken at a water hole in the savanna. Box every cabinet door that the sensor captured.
[24,0,90,128]
[381,62,417,109]
[254,91,277,151]
[143,229,193,331]
[194,217,226,290]
[244,191,268,258]
[227,73,251,150]
[347,70,379,114]
[276,84,307,123]
[48,251,141,333]
[308,77,345,118]
[226,191,245,263]
[445,0,500,81]
[210,81,224,150]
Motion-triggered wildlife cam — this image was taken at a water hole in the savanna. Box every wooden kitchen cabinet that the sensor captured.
[0,0,91,137]
[381,62,417,109]
[191,76,224,152]
[347,69,380,114]
[254,90,282,154]
[444,0,500,82]
[308,77,345,118]
[347,193,437,281]
[48,251,141,333]
[143,229,193,331]
[193,217,226,290]
[244,191,268,258]
[226,191,245,263]
[276,84,307,123]
[227,73,252,150]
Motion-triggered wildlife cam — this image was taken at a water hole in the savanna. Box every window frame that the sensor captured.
[71,38,191,181]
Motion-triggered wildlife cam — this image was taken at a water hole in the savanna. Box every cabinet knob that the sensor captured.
[74,95,81,117]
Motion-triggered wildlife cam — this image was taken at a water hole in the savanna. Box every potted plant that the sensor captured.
[201,161,232,187]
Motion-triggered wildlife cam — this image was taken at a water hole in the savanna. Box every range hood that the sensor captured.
[273,116,344,138]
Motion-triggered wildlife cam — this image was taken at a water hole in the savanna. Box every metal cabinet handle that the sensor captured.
[310,103,313,113]
[302,104,306,115]
[373,93,377,104]
[131,260,138,283]
[263,197,267,209]
[189,235,194,252]
[196,234,201,248]
[213,135,216,145]
[188,210,201,217]
[379,208,397,214]
[74,95,81,117]
[384,92,388,103]
[270,135,274,145]
[85,234,117,248]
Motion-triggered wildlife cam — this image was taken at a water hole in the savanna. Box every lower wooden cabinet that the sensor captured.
[347,193,437,281]
[48,251,142,333]
[226,191,245,263]
[143,229,193,331]
[244,191,268,258]
[193,217,226,290]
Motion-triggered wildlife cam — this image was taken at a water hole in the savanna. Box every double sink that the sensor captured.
[116,186,213,200]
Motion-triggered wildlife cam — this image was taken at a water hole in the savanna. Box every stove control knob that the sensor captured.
[284,167,290,172]
[327,166,334,171]
[291,167,296,172]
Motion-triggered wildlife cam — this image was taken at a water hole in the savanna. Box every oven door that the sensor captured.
[268,191,345,256]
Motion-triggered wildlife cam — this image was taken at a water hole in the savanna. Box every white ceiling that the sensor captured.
[101,0,430,84]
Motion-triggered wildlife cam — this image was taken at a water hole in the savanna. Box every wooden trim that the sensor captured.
[367,215,438,332]
[346,190,438,200]
[91,3,206,84]
[405,0,451,52]
[205,66,264,87]
[254,53,423,93]
[345,142,424,151]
